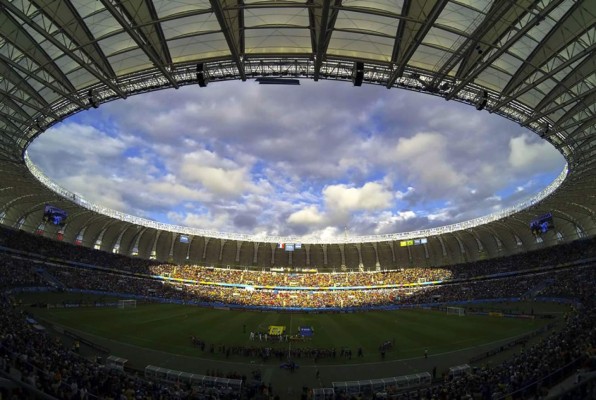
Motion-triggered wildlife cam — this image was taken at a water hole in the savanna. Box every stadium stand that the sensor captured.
[0,226,595,399]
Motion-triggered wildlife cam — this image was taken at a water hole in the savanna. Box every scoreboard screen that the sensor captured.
[43,205,67,226]
[530,213,554,235]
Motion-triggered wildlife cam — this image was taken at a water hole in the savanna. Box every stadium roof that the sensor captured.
[0,0,594,267]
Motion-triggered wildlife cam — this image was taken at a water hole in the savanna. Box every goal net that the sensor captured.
[446,306,465,316]
[117,299,137,309]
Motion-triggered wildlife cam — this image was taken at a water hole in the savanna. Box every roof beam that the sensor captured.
[99,0,178,88]
[1,0,126,99]
[0,90,47,115]
[446,0,566,101]
[0,109,27,126]
[534,56,596,113]
[390,0,411,64]
[0,7,75,93]
[525,87,596,126]
[0,54,86,110]
[569,116,596,138]
[0,59,48,109]
[501,0,593,98]
[0,94,33,121]
[312,0,341,81]
[386,0,449,88]
[429,0,536,88]
[491,43,594,109]
[209,0,246,81]
[556,90,596,128]
[114,0,174,67]
[29,0,117,79]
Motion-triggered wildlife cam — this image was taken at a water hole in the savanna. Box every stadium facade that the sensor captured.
[0,0,594,269]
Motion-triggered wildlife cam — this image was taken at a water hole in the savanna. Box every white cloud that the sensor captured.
[287,205,326,226]
[167,211,231,230]
[509,134,563,173]
[395,186,415,200]
[147,180,212,203]
[393,132,466,197]
[323,182,393,213]
[26,81,566,240]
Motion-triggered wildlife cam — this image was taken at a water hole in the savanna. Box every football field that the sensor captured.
[21,293,565,365]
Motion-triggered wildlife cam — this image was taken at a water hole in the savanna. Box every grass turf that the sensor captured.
[20,293,565,365]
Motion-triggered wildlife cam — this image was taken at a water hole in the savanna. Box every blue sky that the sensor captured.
[27,80,566,241]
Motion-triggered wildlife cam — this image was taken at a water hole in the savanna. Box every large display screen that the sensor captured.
[43,205,67,227]
[530,213,554,235]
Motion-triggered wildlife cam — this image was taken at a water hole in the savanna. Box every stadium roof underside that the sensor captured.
[0,0,594,269]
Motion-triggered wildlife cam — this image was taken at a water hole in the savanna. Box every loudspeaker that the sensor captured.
[353,62,364,87]
[88,89,99,109]
[475,90,488,111]
[197,63,208,87]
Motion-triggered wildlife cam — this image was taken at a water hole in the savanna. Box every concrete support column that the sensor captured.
[202,237,210,260]
[270,243,276,265]
[355,243,363,270]
[168,232,176,259]
[219,239,226,261]
[372,243,380,269]
[388,241,395,263]
[253,242,259,264]
[235,241,241,262]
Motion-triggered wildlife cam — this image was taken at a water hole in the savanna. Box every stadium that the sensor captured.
[0,0,595,399]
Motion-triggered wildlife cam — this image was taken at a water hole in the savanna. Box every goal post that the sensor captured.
[446,306,465,316]
[117,299,137,309]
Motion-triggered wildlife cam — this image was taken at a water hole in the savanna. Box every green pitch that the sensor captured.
[22,293,564,365]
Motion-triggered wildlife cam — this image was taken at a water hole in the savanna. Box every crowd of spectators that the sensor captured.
[0,259,227,399]
[4,257,592,311]
[391,266,596,400]
[1,225,596,399]
[0,256,274,400]
[150,265,452,288]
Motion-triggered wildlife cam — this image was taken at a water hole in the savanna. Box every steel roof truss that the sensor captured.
[534,56,596,112]
[501,0,593,98]
[430,0,537,89]
[99,0,178,88]
[0,6,75,93]
[386,0,449,88]
[116,0,174,67]
[0,59,48,109]
[29,0,117,79]
[209,0,246,82]
[1,0,126,98]
[0,54,86,110]
[446,0,566,101]
[527,87,596,126]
